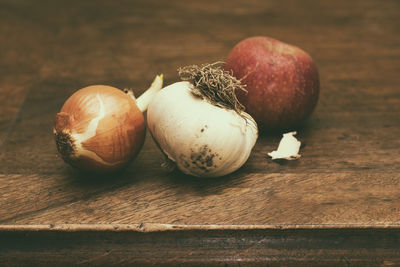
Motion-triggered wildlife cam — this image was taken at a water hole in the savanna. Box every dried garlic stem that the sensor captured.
[178,62,247,114]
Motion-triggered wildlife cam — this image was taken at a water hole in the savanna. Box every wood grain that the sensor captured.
[1,228,400,266]
[0,0,399,264]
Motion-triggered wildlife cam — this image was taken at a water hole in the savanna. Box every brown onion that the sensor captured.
[54,76,163,173]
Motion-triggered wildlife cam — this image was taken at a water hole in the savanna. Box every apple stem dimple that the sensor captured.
[136,74,164,113]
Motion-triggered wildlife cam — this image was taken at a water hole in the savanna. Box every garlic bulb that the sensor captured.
[54,75,163,173]
[147,72,258,177]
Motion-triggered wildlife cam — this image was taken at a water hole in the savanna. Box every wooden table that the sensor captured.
[1,0,399,265]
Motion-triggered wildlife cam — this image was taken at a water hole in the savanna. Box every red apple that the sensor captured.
[225,36,320,131]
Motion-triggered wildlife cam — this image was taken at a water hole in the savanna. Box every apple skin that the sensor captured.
[225,36,320,131]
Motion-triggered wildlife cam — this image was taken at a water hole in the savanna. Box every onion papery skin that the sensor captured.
[147,81,258,178]
[54,85,145,173]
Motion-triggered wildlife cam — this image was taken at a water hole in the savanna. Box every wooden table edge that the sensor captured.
[1,223,399,265]
[1,222,400,232]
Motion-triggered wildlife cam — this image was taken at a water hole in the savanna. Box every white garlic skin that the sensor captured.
[147,81,258,177]
[268,131,301,160]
